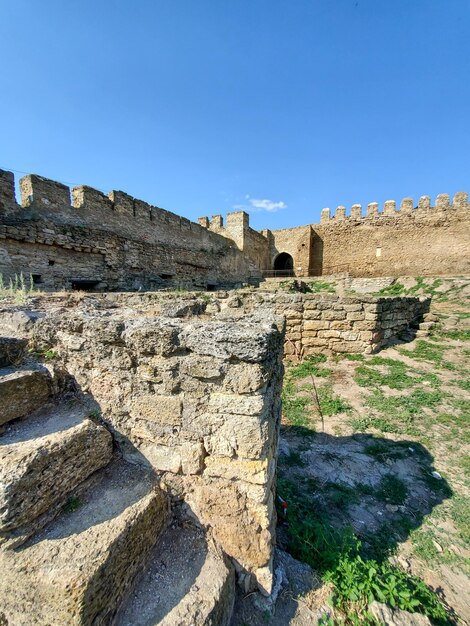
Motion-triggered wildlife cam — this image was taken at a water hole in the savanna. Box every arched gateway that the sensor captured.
[273,252,294,276]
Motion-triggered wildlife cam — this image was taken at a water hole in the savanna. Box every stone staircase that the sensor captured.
[0,337,235,625]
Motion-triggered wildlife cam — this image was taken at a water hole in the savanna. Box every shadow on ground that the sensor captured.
[231,427,454,625]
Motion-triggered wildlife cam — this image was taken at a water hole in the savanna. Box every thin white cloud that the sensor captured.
[233,196,287,213]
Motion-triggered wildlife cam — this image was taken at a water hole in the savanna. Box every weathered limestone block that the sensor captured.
[302,337,329,347]
[180,354,225,380]
[124,320,182,356]
[184,477,275,574]
[0,414,112,532]
[83,318,124,344]
[130,394,183,427]
[207,392,268,416]
[331,341,365,353]
[222,362,268,394]
[181,316,282,363]
[317,330,340,338]
[347,311,365,321]
[0,337,27,368]
[203,411,271,459]
[353,320,377,331]
[0,462,168,626]
[323,310,346,321]
[330,320,352,330]
[0,368,51,426]
[204,455,274,485]
[302,309,321,320]
[303,320,330,330]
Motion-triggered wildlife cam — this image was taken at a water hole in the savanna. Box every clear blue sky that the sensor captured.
[1,1,469,230]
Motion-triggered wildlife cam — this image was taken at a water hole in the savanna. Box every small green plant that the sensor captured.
[342,353,365,362]
[0,272,35,303]
[376,474,408,505]
[62,496,82,514]
[376,281,407,296]
[29,347,57,361]
[325,551,448,624]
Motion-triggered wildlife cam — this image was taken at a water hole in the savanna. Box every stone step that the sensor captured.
[0,459,168,626]
[0,401,113,541]
[115,522,234,626]
[0,337,27,368]
[0,366,51,426]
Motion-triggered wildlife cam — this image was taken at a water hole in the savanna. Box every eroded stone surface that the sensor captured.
[0,337,27,367]
[0,460,168,626]
[115,523,234,626]
[0,402,113,533]
[0,367,51,426]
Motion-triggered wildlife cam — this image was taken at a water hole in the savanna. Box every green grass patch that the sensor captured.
[318,386,352,416]
[308,280,336,293]
[399,339,451,368]
[451,496,470,544]
[287,354,333,379]
[366,388,444,429]
[354,357,416,390]
[452,378,470,392]
[461,455,470,477]
[341,353,365,362]
[277,478,448,624]
[282,394,311,427]
[350,415,398,434]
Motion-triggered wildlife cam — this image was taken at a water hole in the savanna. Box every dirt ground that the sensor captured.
[232,277,470,626]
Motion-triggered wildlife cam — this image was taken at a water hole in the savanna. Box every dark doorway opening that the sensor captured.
[71,280,100,292]
[273,252,294,276]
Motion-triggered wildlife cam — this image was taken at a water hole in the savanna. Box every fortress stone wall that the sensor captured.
[199,192,470,279]
[0,169,259,291]
[1,167,469,292]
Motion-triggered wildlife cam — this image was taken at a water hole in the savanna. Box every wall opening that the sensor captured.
[70,280,100,292]
[273,252,294,276]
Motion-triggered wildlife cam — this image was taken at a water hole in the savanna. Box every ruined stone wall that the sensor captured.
[24,297,284,593]
[268,192,470,277]
[216,291,429,356]
[0,169,258,290]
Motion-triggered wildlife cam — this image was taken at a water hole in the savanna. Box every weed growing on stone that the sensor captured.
[62,496,82,514]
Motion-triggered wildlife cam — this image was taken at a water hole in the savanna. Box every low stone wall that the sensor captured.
[14,300,284,594]
[213,292,430,356]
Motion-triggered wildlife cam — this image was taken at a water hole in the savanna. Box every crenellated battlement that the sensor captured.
[320,192,469,224]
[0,168,234,249]
[1,166,469,286]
